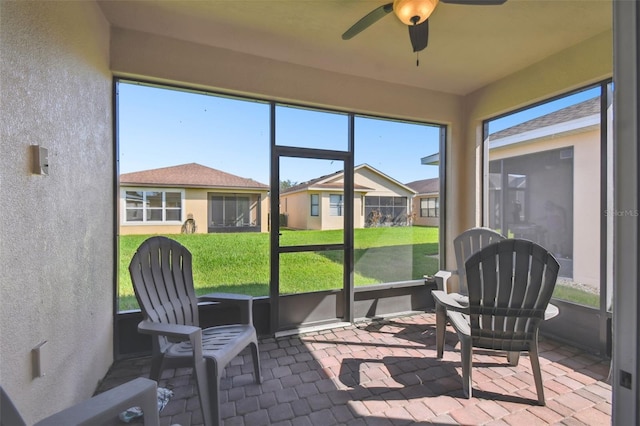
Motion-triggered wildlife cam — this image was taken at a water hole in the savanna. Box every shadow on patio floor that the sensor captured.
[98,313,611,425]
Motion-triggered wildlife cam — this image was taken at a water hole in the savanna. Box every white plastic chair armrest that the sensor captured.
[544,303,559,320]
[434,270,456,293]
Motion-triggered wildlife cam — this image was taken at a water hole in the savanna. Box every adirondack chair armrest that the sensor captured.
[199,292,253,324]
[34,377,159,426]
[138,321,205,359]
[431,290,468,314]
[433,270,456,293]
[138,321,201,341]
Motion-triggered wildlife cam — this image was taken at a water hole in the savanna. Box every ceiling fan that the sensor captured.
[342,0,507,58]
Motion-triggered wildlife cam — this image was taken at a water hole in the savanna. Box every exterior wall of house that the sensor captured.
[412,195,439,227]
[490,128,601,287]
[280,191,366,230]
[189,188,209,233]
[281,192,316,230]
[0,2,113,423]
[120,187,269,234]
[320,192,344,230]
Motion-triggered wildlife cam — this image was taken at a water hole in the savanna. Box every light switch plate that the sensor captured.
[32,341,48,378]
[30,145,49,175]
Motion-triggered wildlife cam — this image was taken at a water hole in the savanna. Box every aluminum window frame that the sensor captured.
[121,187,185,224]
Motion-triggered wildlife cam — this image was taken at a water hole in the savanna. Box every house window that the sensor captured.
[329,194,343,216]
[310,194,319,216]
[420,197,439,217]
[124,190,183,223]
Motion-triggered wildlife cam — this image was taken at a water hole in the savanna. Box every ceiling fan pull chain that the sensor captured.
[416,51,420,67]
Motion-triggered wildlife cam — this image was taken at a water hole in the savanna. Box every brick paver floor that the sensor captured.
[97,313,611,425]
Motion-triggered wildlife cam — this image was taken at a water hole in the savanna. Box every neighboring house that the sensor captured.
[486,97,602,285]
[280,164,416,230]
[406,178,440,227]
[120,163,269,235]
[418,98,602,285]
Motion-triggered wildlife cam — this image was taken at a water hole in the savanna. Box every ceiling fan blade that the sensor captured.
[342,2,394,40]
[440,0,507,4]
[408,19,429,52]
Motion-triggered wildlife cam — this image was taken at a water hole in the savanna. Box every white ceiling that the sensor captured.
[98,0,612,96]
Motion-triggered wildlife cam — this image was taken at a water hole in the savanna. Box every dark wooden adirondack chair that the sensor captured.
[129,236,261,426]
[432,239,560,405]
[1,378,159,426]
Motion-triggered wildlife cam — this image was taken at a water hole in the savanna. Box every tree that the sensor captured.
[280,179,297,191]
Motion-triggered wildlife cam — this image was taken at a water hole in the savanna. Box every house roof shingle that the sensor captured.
[120,163,269,189]
[280,164,413,195]
[489,97,600,140]
[405,177,439,195]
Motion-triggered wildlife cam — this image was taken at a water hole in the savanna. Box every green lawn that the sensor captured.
[552,283,600,308]
[118,226,440,311]
[119,226,597,311]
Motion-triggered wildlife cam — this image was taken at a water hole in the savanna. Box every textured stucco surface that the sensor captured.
[0,1,113,423]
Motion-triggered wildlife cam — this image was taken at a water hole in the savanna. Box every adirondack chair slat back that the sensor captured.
[129,236,199,327]
[465,239,559,352]
[453,227,505,295]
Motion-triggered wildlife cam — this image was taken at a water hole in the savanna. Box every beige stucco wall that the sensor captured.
[490,128,601,286]
[281,191,314,230]
[280,191,367,231]
[320,192,344,231]
[110,28,461,125]
[0,1,113,423]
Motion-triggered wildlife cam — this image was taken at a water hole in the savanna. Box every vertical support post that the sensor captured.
[612,0,639,423]
[269,102,280,334]
[343,114,355,323]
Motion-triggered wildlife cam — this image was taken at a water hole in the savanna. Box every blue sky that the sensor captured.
[117,82,601,184]
[118,82,441,184]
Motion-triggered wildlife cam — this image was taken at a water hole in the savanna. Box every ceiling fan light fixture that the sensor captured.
[393,0,439,26]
